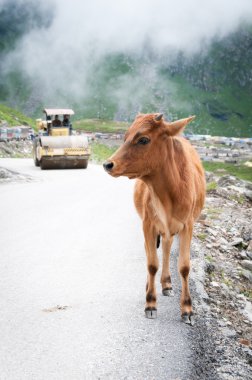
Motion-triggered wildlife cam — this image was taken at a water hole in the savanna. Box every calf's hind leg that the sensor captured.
[143,221,159,319]
[178,222,194,325]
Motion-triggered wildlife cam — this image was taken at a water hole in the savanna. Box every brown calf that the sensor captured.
[103,113,205,324]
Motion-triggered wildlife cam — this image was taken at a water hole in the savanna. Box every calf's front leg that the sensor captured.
[161,236,174,296]
[143,221,159,319]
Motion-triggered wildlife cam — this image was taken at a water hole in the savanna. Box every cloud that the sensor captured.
[2,0,252,113]
[33,0,252,53]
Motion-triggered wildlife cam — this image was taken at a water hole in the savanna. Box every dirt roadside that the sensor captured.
[190,172,252,379]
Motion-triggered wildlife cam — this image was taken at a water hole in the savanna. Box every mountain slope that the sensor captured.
[0,104,35,128]
[0,4,252,137]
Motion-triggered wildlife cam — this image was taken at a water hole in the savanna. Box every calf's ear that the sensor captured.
[136,113,145,119]
[166,116,195,136]
[154,113,163,122]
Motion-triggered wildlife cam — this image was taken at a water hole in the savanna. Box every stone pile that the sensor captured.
[191,172,252,379]
[0,140,32,158]
[0,167,34,183]
[194,172,252,346]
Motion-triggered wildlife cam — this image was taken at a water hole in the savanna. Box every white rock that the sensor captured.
[239,251,248,260]
[229,238,243,246]
[207,228,218,237]
[210,281,220,288]
[219,237,229,245]
[221,283,229,293]
[220,245,228,252]
[247,240,252,253]
[242,270,252,283]
[247,251,252,260]
[244,190,252,201]
[241,260,252,271]
[236,294,246,300]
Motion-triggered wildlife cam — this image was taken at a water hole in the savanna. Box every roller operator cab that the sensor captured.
[33,108,90,169]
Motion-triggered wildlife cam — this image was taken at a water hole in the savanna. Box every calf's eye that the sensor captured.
[137,137,150,145]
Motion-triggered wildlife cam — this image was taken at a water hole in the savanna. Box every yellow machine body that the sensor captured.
[50,127,69,137]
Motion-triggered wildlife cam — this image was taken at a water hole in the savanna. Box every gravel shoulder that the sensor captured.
[191,173,252,379]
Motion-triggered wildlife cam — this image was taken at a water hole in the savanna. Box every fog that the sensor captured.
[1,0,252,116]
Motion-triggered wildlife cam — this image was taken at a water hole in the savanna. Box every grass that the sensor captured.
[197,233,207,241]
[205,254,214,263]
[0,104,36,129]
[206,181,218,192]
[229,194,246,204]
[13,152,32,158]
[205,207,222,215]
[221,270,233,287]
[205,207,222,220]
[90,142,117,163]
[75,119,129,133]
[241,289,252,300]
[203,161,252,182]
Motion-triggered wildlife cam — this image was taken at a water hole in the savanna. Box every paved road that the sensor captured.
[0,159,195,380]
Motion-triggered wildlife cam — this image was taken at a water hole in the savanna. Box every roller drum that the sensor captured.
[40,157,88,170]
[40,135,88,149]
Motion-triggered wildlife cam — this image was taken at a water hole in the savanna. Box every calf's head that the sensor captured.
[103,113,195,179]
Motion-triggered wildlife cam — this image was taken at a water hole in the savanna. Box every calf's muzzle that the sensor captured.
[103,161,114,172]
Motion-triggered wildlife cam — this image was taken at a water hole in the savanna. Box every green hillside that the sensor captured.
[75,119,129,133]
[0,104,35,128]
[0,2,252,137]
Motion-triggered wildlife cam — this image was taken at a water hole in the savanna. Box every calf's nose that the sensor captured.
[103,161,114,171]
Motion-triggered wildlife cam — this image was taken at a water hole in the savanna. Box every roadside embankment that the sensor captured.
[192,171,252,379]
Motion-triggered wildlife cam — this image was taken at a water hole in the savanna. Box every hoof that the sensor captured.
[181,312,194,326]
[162,288,174,297]
[145,307,157,319]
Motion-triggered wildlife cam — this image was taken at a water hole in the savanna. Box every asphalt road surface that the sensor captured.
[0,159,196,380]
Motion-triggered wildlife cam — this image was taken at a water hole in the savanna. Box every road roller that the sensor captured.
[33,108,90,169]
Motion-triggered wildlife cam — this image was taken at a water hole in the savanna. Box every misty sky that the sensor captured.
[2,0,252,111]
[7,0,252,53]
